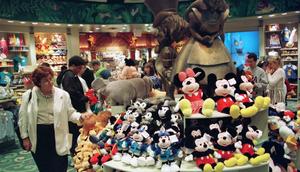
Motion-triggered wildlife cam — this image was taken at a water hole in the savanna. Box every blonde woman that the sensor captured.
[266,55,286,105]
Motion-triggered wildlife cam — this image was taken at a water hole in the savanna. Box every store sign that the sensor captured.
[0,0,299,24]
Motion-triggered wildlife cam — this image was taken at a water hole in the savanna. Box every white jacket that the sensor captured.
[18,86,82,155]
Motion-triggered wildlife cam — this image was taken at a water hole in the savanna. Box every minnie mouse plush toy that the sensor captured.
[173,67,206,116]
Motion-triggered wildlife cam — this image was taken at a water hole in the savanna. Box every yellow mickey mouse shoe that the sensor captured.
[254,96,264,110]
[241,106,258,118]
[202,98,215,117]
[230,105,240,119]
[179,99,192,117]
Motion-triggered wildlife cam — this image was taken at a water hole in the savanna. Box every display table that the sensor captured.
[180,161,269,172]
[103,160,161,172]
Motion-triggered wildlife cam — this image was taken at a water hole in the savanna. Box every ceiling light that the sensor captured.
[269,14,275,17]
[89,31,93,33]
[32,22,38,25]
[44,23,50,26]
[281,13,287,15]
[295,11,300,14]
[145,24,149,27]
[7,20,14,23]
[102,25,106,27]
[54,23,61,26]
[79,24,84,27]
[257,16,263,19]
[20,21,26,24]
[96,27,100,30]
[67,24,72,27]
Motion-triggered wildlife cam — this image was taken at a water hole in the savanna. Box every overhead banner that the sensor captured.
[0,0,299,24]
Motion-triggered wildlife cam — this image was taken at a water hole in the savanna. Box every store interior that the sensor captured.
[0,0,300,172]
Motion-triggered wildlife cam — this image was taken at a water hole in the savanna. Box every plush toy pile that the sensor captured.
[264,103,300,172]
[173,67,270,118]
[73,95,270,172]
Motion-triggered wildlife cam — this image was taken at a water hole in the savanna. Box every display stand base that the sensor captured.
[103,160,161,172]
[180,161,269,172]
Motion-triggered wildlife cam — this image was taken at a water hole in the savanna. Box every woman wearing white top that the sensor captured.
[18,66,92,172]
[266,56,286,105]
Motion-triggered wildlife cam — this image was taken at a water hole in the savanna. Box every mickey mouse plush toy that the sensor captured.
[185,133,224,172]
[237,119,270,165]
[155,100,173,127]
[209,122,248,167]
[205,73,241,119]
[112,123,131,162]
[173,67,206,116]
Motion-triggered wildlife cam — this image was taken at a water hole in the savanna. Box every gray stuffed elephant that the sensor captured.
[92,77,153,106]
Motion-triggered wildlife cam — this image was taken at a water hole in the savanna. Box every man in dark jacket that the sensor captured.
[81,60,94,89]
[57,55,89,156]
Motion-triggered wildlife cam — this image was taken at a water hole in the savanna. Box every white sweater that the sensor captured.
[267,68,286,104]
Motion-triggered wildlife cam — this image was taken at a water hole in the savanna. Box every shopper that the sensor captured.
[143,63,161,89]
[266,55,286,105]
[81,60,94,89]
[245,53,268,97]
[91,60,106,78]
[56,55,90,156]
[18,66,91,172]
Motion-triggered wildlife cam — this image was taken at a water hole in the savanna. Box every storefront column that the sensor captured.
[67,27,80,61]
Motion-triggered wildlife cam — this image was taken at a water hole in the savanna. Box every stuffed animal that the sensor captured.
[124,107,143,124]
[237,119,270,165]
[113,124,130,162]
[132,98,153,112]
[154,100,173,127]
[118,66,140,80]
[184,133,224,172]
[173,67,206,116]
[209,122,248,167]
[151,128,183,172]
[82,111,112,136]
[92,77,153,106]
[225,73,270,116]
[85,89,98,106]
[206,73,241,119]
[127,127,153,167]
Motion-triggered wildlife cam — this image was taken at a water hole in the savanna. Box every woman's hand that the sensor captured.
[80,112,93,122]
[22,138,32,151]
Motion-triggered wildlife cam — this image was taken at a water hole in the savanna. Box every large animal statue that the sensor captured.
[145,0,235,97]
[91,77,153,106]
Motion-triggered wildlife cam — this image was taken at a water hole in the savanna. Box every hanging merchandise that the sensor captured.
[0,110,15,144]
[269,34,281,47]
[283,64,297,82]
[286,27,297,48]
[0,37,8,56]
[283,27,291,42]
[0,70,13,86]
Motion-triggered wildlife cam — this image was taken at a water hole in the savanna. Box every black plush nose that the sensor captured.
[223,85,228,89]
[186,81,191,85]
[162,139,165,143]
[203,143,207,148]
[223,137,227,140]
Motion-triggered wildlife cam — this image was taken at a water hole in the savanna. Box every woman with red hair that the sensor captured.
[18,66,92,172]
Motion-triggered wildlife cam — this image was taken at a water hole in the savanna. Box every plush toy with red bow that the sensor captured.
[173,67,206,116]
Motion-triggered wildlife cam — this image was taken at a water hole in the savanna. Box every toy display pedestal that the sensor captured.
[103,160,161,172]
[180,161,269,172]
[111,106,125,115]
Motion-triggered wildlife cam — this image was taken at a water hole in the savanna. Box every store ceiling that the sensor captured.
[77,0,190,3]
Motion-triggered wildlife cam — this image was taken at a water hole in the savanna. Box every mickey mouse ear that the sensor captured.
[178,72,187,82]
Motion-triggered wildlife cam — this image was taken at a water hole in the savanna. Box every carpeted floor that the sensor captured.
[0,142,76,172]
[0,101,298,172]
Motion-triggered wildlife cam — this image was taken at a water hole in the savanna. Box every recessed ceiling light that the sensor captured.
[102,25,106,27]
[269,14,275,17]
[67,24,72,27]
[281,13,287,15]
[96,27,100,30]
[79,24,84,27]
[32,22,38,25]
[257,16,263,19]
[7,20,14,23]
[54,23,61,26]
[89,31,93,33]
[296,11,300,14]
[20,21,26,24]
[145,24,149,27]
[44,23,50,26]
